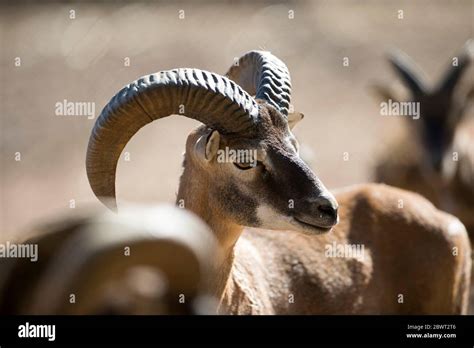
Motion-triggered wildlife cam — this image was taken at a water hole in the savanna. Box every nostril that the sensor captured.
[317,203,337,219]
[314,196,338,220]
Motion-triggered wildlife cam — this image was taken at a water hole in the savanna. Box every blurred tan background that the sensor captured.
[1,0,472,241]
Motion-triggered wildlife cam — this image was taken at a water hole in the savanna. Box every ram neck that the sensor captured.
[176,164,244,300]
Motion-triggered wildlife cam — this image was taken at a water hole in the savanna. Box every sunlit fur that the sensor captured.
[177,103,471,314]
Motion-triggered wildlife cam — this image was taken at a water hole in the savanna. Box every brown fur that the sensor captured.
[221,185,471,314]
[179,125,471,314]
[375,117,474,233]
[373,44,474,312]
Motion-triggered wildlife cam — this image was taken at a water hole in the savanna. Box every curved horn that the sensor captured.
[438,40,474,95]
[87,69,259,211]
[225,51,292,117]
[25,205,218,314]
[388,49,428,95]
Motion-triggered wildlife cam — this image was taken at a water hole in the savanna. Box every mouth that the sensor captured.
[293,216,334,234]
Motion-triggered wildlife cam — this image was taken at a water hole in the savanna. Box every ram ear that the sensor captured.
[194,129,221,162]
[288,112,304,130]
[368,83,401,104]
[205,130,221,160]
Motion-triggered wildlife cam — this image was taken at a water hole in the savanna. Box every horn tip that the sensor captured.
[99,196,118,213]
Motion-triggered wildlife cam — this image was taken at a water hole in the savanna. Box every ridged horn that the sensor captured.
[388,48,428,95]
[86,68,259,211]
[25,205,218,314]
[225,51,292,117]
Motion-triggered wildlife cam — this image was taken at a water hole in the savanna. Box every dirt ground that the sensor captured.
[2,0,471,240]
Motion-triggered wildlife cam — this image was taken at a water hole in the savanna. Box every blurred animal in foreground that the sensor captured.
[372,40,474,313]
[0,205,219,314]
[86,50,471,314]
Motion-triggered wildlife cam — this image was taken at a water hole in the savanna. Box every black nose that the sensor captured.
[294,194,339,230]
[314,195,338,221]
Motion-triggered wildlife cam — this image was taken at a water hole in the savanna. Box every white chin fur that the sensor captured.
[256,204,295,230]
[256,204,328,234]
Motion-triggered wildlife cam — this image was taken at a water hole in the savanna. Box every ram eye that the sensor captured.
[233,161,257,170]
